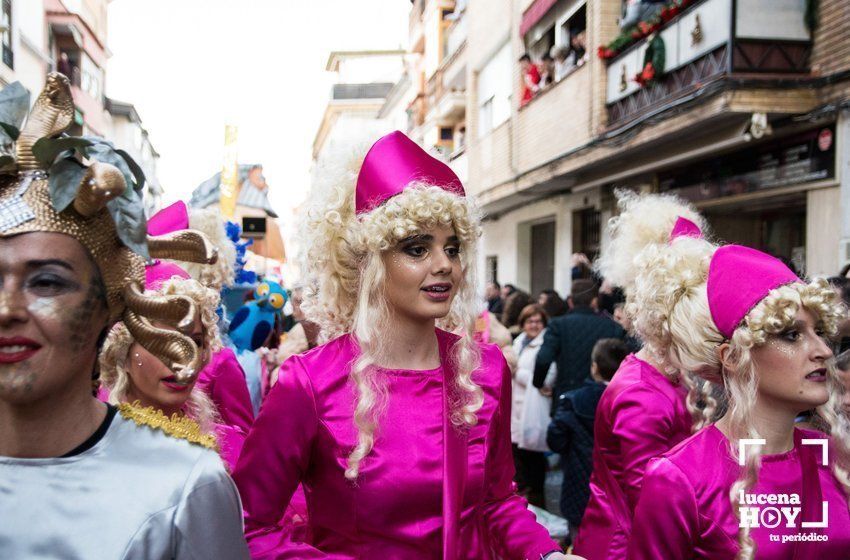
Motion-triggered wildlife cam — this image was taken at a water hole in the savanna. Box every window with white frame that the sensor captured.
[477,41,511,139]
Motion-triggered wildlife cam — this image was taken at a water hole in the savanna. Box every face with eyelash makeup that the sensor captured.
[381,224,463,325]
[123,316,208,416]
[0,232,109,405]
[750,307,834,413]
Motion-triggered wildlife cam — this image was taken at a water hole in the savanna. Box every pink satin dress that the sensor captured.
[574,354,692,560]
[628,425,850,559]
[232,329,559,559]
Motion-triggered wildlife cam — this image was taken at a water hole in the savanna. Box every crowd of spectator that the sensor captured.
[519,32,588,108]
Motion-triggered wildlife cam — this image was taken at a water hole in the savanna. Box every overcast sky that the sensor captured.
[107,0,409,225]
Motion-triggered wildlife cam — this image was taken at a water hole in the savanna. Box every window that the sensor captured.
[477,42,511,138]
[522,0,587,86]
[2,0,12,69]
[440,127,454,141]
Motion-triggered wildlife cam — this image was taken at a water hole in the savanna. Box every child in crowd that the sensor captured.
[547,338,629,545]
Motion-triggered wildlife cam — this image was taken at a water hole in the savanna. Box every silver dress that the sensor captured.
[0,412,250,559]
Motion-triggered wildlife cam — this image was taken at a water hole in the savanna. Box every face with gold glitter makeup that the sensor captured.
[0,232,109,405]
[749,307,833,413]
[381,225,463,324]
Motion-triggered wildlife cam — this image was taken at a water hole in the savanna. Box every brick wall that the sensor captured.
[515,66,593,171]
[810,0,850,77]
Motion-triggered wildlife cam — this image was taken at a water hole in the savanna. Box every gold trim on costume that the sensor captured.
[118,401,219,451]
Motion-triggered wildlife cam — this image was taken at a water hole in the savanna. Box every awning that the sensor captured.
[520,0,559,37]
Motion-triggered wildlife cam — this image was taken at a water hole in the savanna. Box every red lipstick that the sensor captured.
[0,337,41,364]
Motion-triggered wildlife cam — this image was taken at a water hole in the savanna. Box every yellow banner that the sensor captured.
[220,125,239,218]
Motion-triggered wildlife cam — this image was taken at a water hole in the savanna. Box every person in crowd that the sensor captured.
[233,131,579,559]
[0,75,248,558]
[539,288,568,319]
[552,45,573,82]
[502,288,532,338]
[485,281,504,315]
[540,53,556,87]
[533,279,625,407]
[627,225,850,558]
[842,262,850,279]
[596,279,624,316]
[548,338,629,544]
[511,304,556,508]
[570,30,587,66]
[612,302,642,353]
[571,252,593,280]
[146,200,255,450]
[574,192,718,560]
[271,285,320,388]
[520,53,541,107]
[476,307,518,373]
[502,282,518,301]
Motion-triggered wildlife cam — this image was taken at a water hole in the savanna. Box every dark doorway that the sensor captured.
[531,221,556,297]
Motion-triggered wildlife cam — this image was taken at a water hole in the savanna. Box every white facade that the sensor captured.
[0,0,50,96]
[106,101,163,216]
[479,188,607,297]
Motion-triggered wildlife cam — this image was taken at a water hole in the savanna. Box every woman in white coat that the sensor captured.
[511,303,556,507]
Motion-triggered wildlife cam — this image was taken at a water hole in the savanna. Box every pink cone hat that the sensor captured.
[147,200,189,236]
[355,131,464,214]
[144,202,192,290]
[669,216,702,242]
[707,245,800,338]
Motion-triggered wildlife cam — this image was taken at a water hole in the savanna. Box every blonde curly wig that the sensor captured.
[99,277,223,434]
[597,189,720,428]
[300,150,484,480]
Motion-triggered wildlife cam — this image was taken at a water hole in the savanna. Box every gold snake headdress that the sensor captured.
[0,73,217,382]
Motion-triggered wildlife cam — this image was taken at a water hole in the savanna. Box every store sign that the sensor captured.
[658,125,836,201]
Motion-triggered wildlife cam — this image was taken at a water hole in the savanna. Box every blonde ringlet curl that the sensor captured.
[597,189,719,429]
[98,277,224,434]
[670,279,850,560]
[299,154,483,481]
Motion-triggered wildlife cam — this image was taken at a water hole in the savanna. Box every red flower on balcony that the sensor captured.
[633,62,656,87]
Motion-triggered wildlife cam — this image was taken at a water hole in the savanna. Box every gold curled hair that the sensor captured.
[300,147,483,480]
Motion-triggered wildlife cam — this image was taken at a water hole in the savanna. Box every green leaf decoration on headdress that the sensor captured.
[48,157,88,212]
[0,82,31,143]
[107,184,149,259]
[32,136,94,167]
[82,136,145,193]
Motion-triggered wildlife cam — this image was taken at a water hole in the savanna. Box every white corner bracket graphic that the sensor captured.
[801,438,830,528]
[738,439,766,466]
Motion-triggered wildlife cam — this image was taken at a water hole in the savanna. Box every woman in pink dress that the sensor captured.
[232,131,581,559]
[574,192,720,559]
[624,204,850,558]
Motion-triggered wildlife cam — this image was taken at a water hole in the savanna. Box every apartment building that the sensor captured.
[413,0,850,296]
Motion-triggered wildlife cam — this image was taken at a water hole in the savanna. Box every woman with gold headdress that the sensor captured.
[233,131,580,559]
[0,75,249,558]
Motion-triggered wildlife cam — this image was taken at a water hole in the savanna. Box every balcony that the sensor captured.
[331,82,394,101]
[410,0,425,54]
[605,0,812,128]
[444,15,467,62]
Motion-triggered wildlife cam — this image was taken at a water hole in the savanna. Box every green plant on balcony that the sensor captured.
[633,34,665,87]
[598,0,695,60]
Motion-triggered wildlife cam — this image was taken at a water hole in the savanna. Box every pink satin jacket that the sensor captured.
[628,425,850,559]
[574,354,693,560]
[232,329,559,559]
